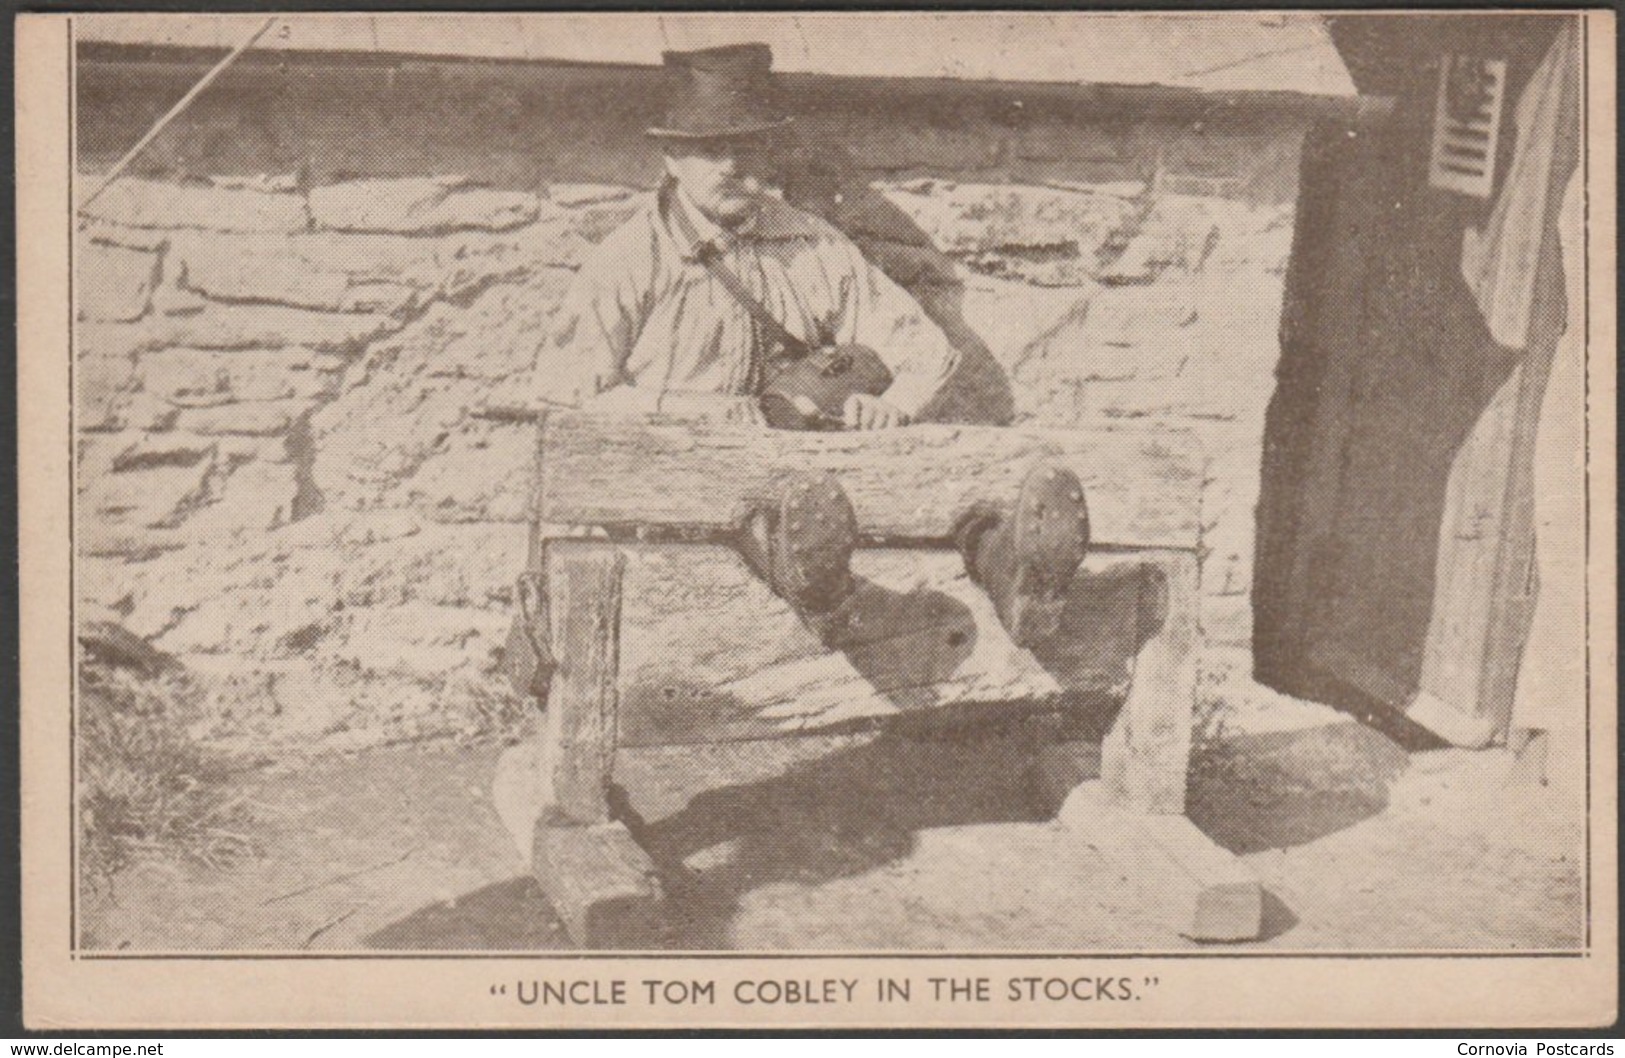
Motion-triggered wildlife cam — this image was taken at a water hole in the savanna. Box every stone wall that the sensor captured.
[75,60,1304,752]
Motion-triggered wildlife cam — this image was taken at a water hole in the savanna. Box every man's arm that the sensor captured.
[829,238,961,425]
[537,217,763,424]
[535,222,655,409]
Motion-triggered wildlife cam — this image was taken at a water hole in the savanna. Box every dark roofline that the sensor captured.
[76,40,1393,123]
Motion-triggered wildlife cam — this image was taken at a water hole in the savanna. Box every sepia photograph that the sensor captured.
[16,9,1616,1029]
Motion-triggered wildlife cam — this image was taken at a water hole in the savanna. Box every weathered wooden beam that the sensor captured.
[1060,782,1262,943]
[492,548,666,947]
[490,550,631,861]
[538,414,1203,551]
[532,821,664,948]
[1100,549,1200,814]
[543,548,626,825]
[555,541,1158,746]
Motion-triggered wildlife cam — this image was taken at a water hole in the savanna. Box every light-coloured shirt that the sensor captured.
[537,183,959,418]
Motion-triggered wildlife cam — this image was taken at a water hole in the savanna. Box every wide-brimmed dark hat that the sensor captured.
[647,43,792,140]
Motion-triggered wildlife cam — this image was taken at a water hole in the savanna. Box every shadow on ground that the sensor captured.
[364,715,1411,951]
[625,723,1062,948]
[352,682,1423,955]
[1187,720,1410,855]
[366,876,565,950]
[366,716,1071,950]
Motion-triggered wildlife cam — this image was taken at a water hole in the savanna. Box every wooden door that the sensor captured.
[1253,28,1575,743]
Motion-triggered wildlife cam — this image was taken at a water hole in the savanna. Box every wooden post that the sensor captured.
[532,821,665,948]
[503,544,665,947]
[1065,550,1262,943]
[541,546,626,825]
[1100,549,1200,815]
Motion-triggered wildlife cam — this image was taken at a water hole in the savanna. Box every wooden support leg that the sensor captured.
[1064,551,1261,942]
[1099,549,1200,815]
[533,821,665,949]
[491,544,663,947]
[540,546,625,826]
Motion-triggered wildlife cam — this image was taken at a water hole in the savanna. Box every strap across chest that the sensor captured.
[664,185,814,364]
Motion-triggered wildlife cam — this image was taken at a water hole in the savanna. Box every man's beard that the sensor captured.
[704,189,761,230]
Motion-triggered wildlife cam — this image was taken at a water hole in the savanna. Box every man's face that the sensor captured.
[663,136,779,228]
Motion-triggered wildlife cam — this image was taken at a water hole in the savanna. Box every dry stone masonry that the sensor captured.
[77,123,1299,751]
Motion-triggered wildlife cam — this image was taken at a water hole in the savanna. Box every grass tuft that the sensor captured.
[78,654,256,883]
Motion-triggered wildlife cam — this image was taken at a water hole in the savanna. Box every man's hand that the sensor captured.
[843,393,908,431]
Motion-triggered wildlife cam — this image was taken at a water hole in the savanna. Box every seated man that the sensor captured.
[541,43,953,429]
[534,43,1089,646]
